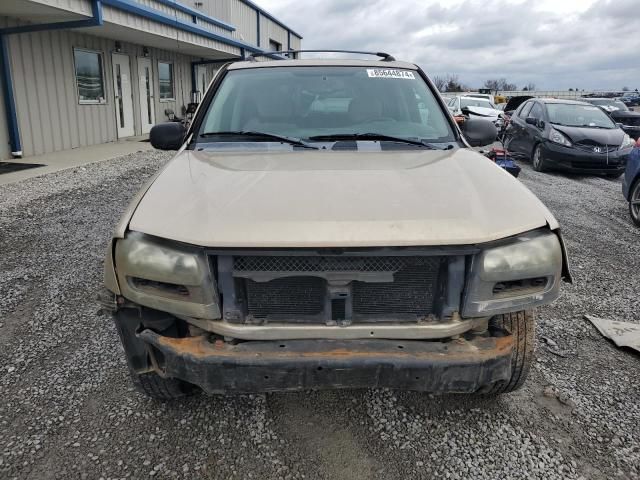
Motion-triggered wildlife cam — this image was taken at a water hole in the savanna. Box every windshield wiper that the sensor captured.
[308,133,443,149]
[200,131,319,149]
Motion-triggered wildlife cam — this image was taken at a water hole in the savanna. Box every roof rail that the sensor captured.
[248,50,396,62]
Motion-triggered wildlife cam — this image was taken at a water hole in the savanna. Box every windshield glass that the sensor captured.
[547,103,617,128]
[199,66,455,144]
[460,98,495,109]
[587,99,628,111]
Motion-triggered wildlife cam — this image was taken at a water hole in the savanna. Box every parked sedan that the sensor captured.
[581,97,640,140]
[620,92,640,107]
[504,98,635,177]
[447,96,504,129]
[622,138,640,226]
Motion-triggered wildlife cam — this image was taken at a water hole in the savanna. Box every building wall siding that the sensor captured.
[1,15,200,158]
[5,26,116,157]
[102,5,238,56]
[0,2,302,159]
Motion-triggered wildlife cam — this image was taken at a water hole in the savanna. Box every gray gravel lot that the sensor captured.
[0,151,639,480]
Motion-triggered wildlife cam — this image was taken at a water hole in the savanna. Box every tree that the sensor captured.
[522,82,536,91]
[622,86,630,91]
[432,75,447,92]
[483,78,517,92]
[568,88,574,91]
[444,73,465,92]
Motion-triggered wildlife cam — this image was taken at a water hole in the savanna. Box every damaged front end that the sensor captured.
[101,228,567,394]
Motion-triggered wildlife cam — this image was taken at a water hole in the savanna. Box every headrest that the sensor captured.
[348,96,383,123]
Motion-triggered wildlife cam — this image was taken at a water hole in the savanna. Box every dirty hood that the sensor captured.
[128,148,557,247]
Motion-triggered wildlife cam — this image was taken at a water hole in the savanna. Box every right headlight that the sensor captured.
[549,128,572,147]
[114,232,220,319]
[462,231,563,317]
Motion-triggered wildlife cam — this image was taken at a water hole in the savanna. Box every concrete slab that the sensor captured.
[0,137,154,186]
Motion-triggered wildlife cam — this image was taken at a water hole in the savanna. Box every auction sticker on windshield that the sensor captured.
[367,69,415,79]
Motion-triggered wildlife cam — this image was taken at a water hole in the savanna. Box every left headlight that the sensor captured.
[462,230,563,317]
[114,232,220,319]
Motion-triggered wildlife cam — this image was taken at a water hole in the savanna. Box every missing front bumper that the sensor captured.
[136,329,513,394]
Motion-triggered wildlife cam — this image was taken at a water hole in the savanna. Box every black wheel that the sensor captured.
[629,178,640,227]
[131,372,197,401]
[532,144,547,172]
[484,310,535,394]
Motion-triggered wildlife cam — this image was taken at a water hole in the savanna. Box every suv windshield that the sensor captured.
[460,98,495,109]
[547,103,617,128]
[198,66,455,144]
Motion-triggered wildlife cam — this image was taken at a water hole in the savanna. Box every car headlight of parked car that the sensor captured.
[462,230,563,317]
[114,232,220,319]
[620,133,635,150]
[549,128,572,147]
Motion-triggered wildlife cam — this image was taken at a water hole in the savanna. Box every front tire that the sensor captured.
[532,144,547,172]
[484,310,535,394]
[131,371,196,401]
[629,178,640,227]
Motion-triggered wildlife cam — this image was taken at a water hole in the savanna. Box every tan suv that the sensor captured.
[101,51,571,399]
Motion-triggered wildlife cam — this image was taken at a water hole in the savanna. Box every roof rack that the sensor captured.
[248,50,396,62]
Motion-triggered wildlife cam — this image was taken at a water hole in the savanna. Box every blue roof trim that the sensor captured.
[152,0,235,32]
[101,0,284,56]
[238,0,303,39]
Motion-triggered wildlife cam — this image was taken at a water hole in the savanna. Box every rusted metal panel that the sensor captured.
[135,328,513,394]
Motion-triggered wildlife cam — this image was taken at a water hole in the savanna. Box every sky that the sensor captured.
[257,0,639,91]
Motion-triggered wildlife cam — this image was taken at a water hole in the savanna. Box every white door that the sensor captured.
[112,53,135,138]
[137,57,155,134]
[196,65,207,102]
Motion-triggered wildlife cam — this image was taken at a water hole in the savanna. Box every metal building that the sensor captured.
[0,0,302,160]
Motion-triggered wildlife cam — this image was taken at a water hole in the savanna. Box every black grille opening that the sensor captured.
[352,265,438,317]
[238,256,442,323]
[245,276,325,320]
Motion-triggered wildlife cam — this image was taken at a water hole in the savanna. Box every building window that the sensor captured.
[73,48,106,104]
[158,61,174,101]
[269,39,281,51]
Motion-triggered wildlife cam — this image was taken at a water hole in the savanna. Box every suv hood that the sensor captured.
[128,148,557,247]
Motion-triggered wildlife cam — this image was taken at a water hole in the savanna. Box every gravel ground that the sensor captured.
[1,150,639,480]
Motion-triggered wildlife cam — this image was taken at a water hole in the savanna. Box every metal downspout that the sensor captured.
[0,35,20,157]
[0,0,103,158]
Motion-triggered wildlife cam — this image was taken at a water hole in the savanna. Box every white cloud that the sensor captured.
[258,0,639,90]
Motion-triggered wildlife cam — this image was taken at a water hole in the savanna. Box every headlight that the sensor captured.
[620,133,634,149]
[462,231,563,317]
[549,128,572,147]
[114,232,220,319]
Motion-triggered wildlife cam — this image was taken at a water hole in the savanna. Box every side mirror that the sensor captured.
[616,122,624,128]
[525,117,537,125]
[150,122,186,150]
[461,118,498,147]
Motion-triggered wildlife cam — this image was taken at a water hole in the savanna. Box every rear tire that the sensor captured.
[131,372,196,401]
[532,144,547,172]
[484,310,535,394]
